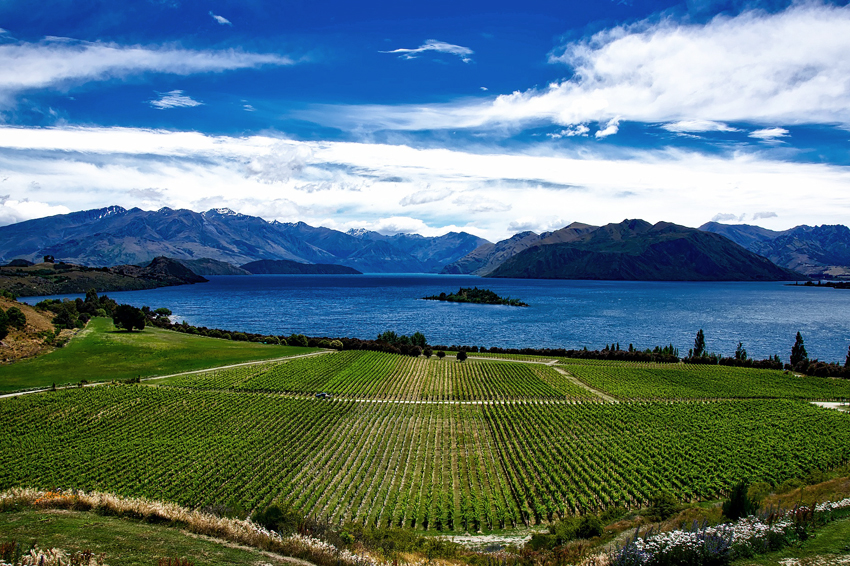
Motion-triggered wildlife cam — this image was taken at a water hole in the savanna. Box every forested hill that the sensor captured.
[486,220,805,281]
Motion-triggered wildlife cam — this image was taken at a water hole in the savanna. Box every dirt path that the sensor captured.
[551,366,618,402]
[467,355,617,402]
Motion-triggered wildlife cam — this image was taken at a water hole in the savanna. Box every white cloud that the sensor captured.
[209,11,232,26]
[507,217,568,233]
[548,125,589,138]
[0,197,70,226]
[711,213,739,222]
[595,119,620,139]
[243,104,256,112]
[662,120,739,133]
[752,211,778,220]
[0,125,849,239]
[480,86,488,91]
[320,4,850,132]
[380,39,473,63]
[149,90,202,109]
[399,187,453,206]
[0,37,294,104]
[749,127,789,140]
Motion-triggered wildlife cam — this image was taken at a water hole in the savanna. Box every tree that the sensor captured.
[845,345,850,369]
[734,342,747,361]
[693,329,706,358]
[411,331,427,348]
[112,304,146,332]
[288,334,309,348]
[423,348,433,359]
[456,350,468,362]
[436,350,446,360]
[790,332,808,367]
[153,307,172,319]
[0,310,8,340]
[722,481,759,520]
[5,307,25,330]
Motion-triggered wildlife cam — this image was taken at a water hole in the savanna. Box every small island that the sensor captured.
[423,287,528,307]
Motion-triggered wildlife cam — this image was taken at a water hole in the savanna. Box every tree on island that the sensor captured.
[790,332,808,367]
[456,351,468,362]
[112,304,146,332]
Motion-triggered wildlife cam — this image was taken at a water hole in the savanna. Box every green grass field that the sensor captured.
[0,508,291,566]
[0,318,316,392]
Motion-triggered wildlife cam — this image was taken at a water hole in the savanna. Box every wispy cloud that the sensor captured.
[0,37,295,105]
[380,39,473,63]
[662,120,739,133]
[149,90,202,109]
[752,211,778,220]
[320,4,850,134]
[749,127,789,141]
[209,11,232,26]
[0,126,848,239]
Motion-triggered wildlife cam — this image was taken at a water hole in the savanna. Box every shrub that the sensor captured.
[576,514,604,539]
[289,334,309,348]
[776,478,805,494]
[747,481,771,505]
[329,340,343,350]
[252,503,302,536]
[646,490,678,521]
[600,505,629,524]
[723,481,759,521]
[5,307,26,330]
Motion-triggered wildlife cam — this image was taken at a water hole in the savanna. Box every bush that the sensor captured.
[776,478,805,494]
[723,481,759,521]
[747,481,772,505]
[576,514,604,539]
[5,307,26,330]
[289,334,309,348]
[252,503,302,536]
[600,505,629,524]
[646,491,678,521]
[329,340,343,350]
[0,310,7,340]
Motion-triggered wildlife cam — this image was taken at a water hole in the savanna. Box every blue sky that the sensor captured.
[1,0,849,240]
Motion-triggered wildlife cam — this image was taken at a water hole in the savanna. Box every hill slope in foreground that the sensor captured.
[2,324,850,536]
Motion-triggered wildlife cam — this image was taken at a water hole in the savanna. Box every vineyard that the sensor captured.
[161,351,595,401]
[561,360,850,400]
[3,381,850,531]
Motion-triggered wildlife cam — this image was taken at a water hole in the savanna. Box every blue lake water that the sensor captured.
[22,274,850,363]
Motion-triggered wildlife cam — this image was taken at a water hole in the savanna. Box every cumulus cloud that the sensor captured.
[380,39,473,63]
[749,127,789,140]
[0,37,294,104]
[320,4,850,133]
[149,90,202,109]
[595,119,620,139]
[209,11,232,26]
[0,197,70,226]
[548,125,589,138]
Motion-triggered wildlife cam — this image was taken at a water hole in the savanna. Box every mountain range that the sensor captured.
[699,222,850,277]
[0,207,487,274]
[444,219,802,281]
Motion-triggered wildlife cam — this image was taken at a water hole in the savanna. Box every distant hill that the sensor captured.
[441,222,600,275]
[0,256,208,296]
[700,222,850,277]
[241,259,362,275]
[176,258,250,276]
[482,219,803,281]
[0,207,488,274]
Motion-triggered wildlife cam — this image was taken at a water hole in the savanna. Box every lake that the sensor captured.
[22,274,850,363]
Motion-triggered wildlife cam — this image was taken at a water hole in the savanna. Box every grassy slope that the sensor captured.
[733,517,850,565]
[0,508,298,566]
[0,318,316,392]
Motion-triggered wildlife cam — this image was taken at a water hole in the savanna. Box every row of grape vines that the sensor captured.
[163,351,595,401]
[563,362,850,400]
[3,385,849,530]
